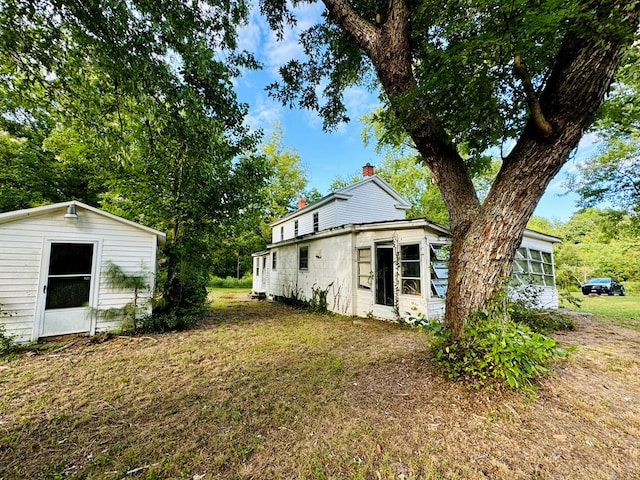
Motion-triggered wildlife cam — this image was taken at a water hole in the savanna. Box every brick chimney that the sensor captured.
[298,197,307,209]
[362,163,374,177]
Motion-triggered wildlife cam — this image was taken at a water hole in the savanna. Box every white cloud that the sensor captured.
[244,95,283,130]
[343,86,379,120]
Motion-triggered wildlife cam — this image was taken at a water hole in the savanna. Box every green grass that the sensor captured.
[2,291,640,479]
[561,292,640,320]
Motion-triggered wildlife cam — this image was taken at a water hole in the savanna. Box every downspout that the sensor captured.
[350,225,358,316]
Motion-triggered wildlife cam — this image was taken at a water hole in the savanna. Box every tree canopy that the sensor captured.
[0,0,269,317]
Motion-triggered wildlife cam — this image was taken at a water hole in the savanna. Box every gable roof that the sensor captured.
[0,201,166,245]
[271,175,412,227]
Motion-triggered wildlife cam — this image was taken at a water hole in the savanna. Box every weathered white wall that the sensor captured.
[0,206,160,341]
[268,231,354,315]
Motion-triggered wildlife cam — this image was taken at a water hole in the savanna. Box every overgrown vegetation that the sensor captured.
[0,324,21,358]
[420,286,572,389]
[100,262,149,334]
[208,274,253,289]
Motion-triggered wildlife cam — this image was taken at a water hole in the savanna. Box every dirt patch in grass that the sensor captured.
[1,293,639,479]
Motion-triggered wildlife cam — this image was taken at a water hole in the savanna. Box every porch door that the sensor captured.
[374,243,395,317]
[41,242,96,337]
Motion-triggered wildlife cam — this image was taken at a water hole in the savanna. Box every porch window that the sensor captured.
[313,212,319,232]
[299,246,309,270]
[513,248,554,287]
[272,251,277,270]
[401,244,421,295]
[430,244,450,298]
[357,247,372,289]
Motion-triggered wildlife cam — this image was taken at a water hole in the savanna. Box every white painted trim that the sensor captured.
[35,238,102,339]
[0,201,166,245]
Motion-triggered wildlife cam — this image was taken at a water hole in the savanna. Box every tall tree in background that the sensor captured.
[210,128,315,278]
[0,0,268,315]
[567,45,640,217]
[264,0,640,338]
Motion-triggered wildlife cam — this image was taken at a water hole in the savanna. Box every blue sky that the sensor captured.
[233,3,597,222]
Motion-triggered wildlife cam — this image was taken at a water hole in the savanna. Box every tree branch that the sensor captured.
[513,54,553,138]
[321,0,481,231]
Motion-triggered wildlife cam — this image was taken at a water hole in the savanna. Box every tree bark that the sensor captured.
[322,0,638,338]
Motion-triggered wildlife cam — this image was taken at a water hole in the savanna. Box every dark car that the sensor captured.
[581,277,626,296]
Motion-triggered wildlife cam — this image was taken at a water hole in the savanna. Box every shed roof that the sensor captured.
[0,201,167,245]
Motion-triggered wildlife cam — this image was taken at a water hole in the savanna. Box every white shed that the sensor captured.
[0,201,166,342]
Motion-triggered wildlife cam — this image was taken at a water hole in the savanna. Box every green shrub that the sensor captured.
[424,313,568,389]
[208,274,252,289]
[137,309,202,334]
[0,325,21,357]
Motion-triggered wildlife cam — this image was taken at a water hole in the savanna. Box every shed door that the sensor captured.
[41,243,96,337]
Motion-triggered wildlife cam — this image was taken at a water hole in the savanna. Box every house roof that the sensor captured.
[270,175,412,227]
[0,201,167,245]
[267,215,561,248]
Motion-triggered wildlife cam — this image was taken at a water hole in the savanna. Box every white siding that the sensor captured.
[260,222,560,321]
[0,206,160,341]
[517,234,559,309]
[270,176,408,244]
[336,181,406,226]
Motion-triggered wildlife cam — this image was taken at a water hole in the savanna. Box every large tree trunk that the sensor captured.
[322,0,637,338]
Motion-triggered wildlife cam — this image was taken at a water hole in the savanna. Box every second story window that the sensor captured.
[294,220,299,237]
[313,212,319,232]
[280,226,284,241]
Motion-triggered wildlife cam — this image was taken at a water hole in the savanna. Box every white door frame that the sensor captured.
[34,238,102,340]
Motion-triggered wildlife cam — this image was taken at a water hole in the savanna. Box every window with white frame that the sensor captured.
[430,243,450,298]
[294,220,299,237]
[280,226,284,241]
[513,248,554,286]
[357,247,372,289]
[299,246,308,270]
[272,251,277,270]
[401,244,421,295]
[313,212,319,232]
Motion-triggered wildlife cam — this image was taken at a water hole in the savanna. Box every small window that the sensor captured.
[294,220,299,237]
[280,226,284,241]
[299,246,309,270]
[401,244,421,295]
[357,248,372,289]
[313,212,319,232]
[272,251,277,270]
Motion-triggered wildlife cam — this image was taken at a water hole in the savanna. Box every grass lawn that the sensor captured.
[1,291,639,479]
[561,292,640,323]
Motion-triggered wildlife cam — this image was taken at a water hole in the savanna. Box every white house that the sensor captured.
[253,165,561,321]
[0,201,166,342]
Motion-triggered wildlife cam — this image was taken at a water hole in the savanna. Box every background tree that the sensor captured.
[566,45,640,218]
[264,0,640,338]
[0,0,268,317]
[209,127,312,278]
